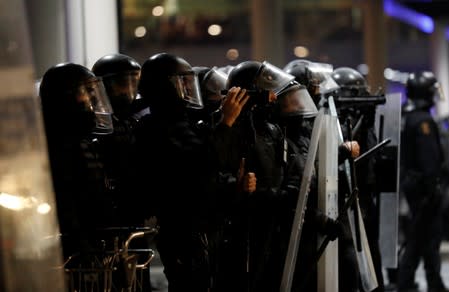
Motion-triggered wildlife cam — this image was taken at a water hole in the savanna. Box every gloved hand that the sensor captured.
[323,218,344,241]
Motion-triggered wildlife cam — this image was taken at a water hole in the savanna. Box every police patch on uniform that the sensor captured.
[420,122,431,135]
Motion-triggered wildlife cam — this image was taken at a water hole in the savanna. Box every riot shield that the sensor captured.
[374,93,402,268]
[328,97,379,291]
[280,108,342,292]
[317,114,339,292]
[280,108,325,292]
[0,0,66,291]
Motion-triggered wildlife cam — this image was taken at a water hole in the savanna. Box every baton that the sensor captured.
[354,138,391,164]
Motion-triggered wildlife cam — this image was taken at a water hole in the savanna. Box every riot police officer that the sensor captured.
[39,62,115,257]
[274,68,357,292]
[332,66,385,292]
[398,71,448,292]
[92,53,142,226]
[274,79,334,292]
[134,52,248,292]
[214,60,296,292]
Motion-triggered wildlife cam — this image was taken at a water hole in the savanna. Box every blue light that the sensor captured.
[384,0,434,33]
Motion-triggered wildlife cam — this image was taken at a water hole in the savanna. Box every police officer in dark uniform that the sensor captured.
[331,66,386,292]
[273,75,358,292]
[92,53,142,227]
[39,62,115,258]
[275,80,336,292]
[214,60,298,292]
[398,71,448,292]
[133,52,248,292]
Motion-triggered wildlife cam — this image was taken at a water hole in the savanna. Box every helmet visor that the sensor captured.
[170,72,203,109]
[203,68,228,102]
[256,61,295,95]
[102,71,140,105]
[278,84,318,118]
[77,78,114,134]
[307,62,340,94]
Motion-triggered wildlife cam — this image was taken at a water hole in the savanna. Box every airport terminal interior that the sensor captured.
[3,0,449,291]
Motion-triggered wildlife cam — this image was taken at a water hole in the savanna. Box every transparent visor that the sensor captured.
[278,84,318,118]
[307,62,340,94]
[77,78,114,134]
[256,61,295,95]
[102,71,140,104]
[169,72,203,109]
[203,67,228,102]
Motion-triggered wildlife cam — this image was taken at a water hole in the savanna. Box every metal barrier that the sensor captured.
[63,227,159,292]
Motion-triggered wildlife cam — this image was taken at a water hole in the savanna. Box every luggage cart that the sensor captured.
[63,226,158,292]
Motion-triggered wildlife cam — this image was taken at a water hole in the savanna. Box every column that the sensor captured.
[250,0,284,66]
[430,19,449,118]
[362,0,387,93]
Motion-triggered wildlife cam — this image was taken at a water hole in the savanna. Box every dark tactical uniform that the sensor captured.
[39,62,116,258]
[49,136,116,254]
[214,110,287,292]
[215,61,320,292]
[94,101,141,226]
[214,61,284,292]
[134,53,220,292]
[399,110,446,291]
[92,53,143,227]
[398,71,448,292]
[332,66,383,292]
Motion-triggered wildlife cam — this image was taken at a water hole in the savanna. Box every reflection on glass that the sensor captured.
[0,0,65,291]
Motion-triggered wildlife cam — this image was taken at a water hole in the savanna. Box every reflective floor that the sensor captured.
[382,242,449,292]
[149,242,449,292]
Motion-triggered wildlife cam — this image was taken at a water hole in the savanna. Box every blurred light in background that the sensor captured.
[208,24,222,36]
[152,6,164,17]
[293,46,309,58]
[383,0,434,33]
[134,26,147,38]
[226,48,239,61]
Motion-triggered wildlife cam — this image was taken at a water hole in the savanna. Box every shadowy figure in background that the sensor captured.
[398,71,448,292]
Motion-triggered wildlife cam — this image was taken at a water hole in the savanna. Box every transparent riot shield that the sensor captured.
[316,114,339,292]
[0,0,66,291]
[280,108,325,292]
[280,108,340,292]
[374,93,402,268]
[328,97,378,292]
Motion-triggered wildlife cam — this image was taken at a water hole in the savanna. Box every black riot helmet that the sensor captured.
[227,60,293,93]
[92,53,141,118]
[39,62,114,136]
[283,59,312,87]
[276,81,318,119]
[227,60,295,111]
[191,66,228,126]
[138,52,203,115]
[193,66,228,111]
[406,71,442,110]
[227,60,262,91]
[285,60,339,106]
[331,67,370,97]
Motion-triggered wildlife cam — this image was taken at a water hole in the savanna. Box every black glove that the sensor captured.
[323,218,344,241]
